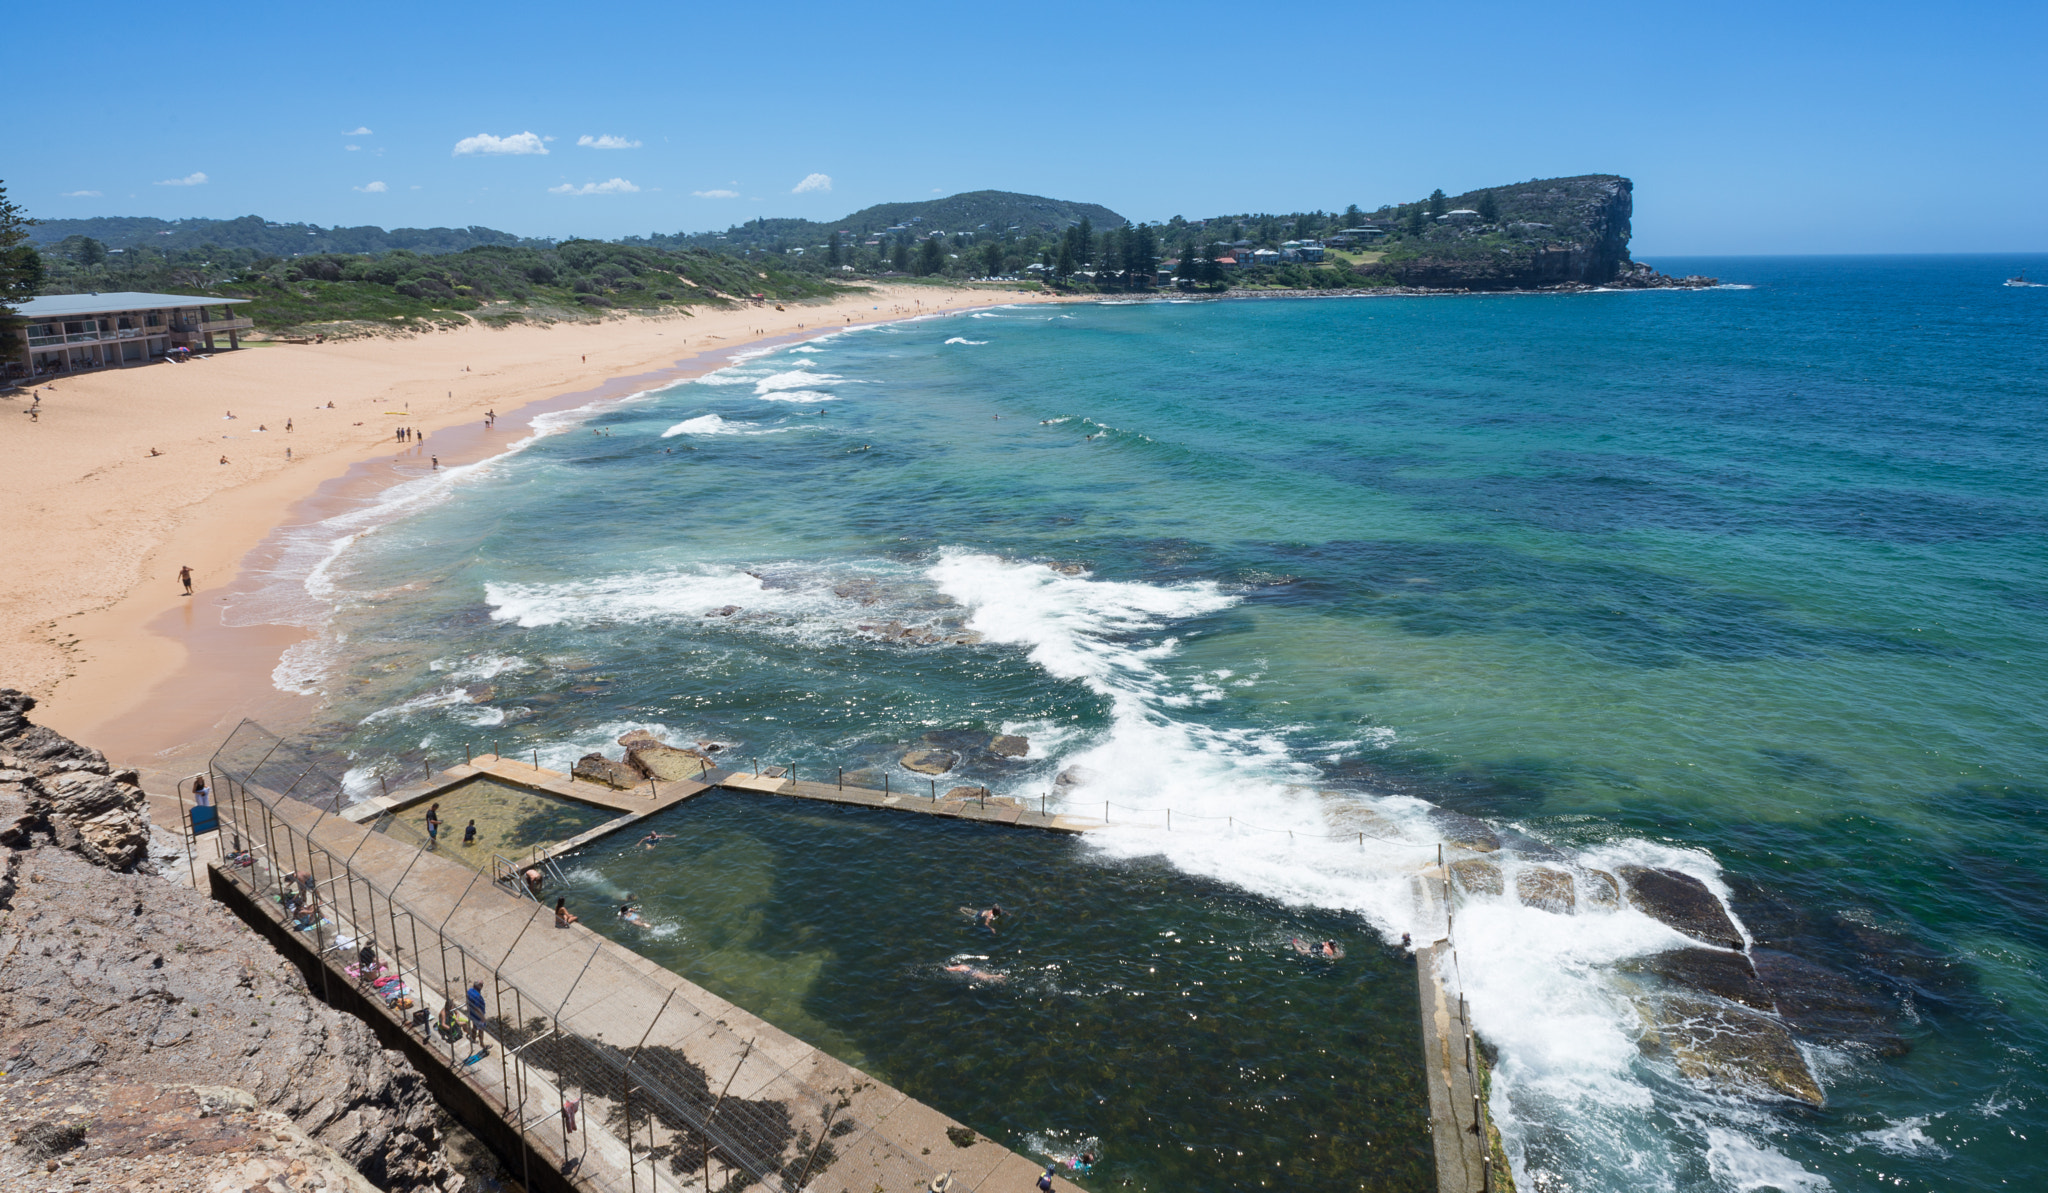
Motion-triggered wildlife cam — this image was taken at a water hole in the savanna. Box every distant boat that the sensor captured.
[2006,271,2043,287]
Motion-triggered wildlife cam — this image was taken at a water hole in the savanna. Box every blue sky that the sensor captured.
[12,0,2044,255]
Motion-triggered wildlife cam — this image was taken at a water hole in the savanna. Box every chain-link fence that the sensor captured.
[202,720,937,1193]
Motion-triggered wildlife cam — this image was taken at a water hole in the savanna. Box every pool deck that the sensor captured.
[1414,869,1500,1193]
[342,756,1101,864]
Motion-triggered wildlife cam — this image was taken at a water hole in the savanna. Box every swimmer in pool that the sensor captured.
[943,963,1007,984]
[618,902,647,926]
[638,831,670,849]
[977,904,1005,932]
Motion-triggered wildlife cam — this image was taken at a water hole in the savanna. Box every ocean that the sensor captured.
[250,255,2048,1192]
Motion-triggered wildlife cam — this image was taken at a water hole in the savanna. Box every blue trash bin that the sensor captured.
[190,804,219,836]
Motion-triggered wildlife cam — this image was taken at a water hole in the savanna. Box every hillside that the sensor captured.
[632,189,1125,253]
[27,214,544,257]
[1367,175,1638,288]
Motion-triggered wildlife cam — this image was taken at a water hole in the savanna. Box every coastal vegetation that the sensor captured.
[4,174,1676,341]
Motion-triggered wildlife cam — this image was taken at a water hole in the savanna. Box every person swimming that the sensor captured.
[618,902,647,926]
[638,831,670,849]
[977,904,1005,931]
[943,963,1007,984]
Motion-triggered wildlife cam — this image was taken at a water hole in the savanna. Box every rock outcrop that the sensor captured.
[1618,865,1745,950]
[0,690,149,873]
[0,690,465,1191]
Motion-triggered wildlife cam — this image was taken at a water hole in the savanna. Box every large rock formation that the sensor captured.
[0,690,466,1191]
[1618,865,1745,950]
[1371,175,1712,291]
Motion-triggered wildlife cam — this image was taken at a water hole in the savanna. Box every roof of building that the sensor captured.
[16,292,250,318]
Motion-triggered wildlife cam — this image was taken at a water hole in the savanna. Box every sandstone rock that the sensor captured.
[1623,947,1776,1012]
[1580,868,1621,909]
[1449,858,1503,898]
[946,786,987,801]
[988,735,1029,758]
[0,846,462,1188]
[1618,865,1743,950]
[1515,866,1575,914]
[629,744,714,782]
[572,752,643,790]
[1639,995,1823,1107]
[901,750,958,776]
[705,605,740,617]
[0,688,148,872]
[1429,807,1501,853]
[1054,765,1097,788]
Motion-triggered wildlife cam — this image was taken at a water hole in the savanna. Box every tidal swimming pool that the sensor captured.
[555,791,1431,1193]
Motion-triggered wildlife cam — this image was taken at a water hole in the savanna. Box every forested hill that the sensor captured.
[25,215,545,256]
[631,190,1125,252]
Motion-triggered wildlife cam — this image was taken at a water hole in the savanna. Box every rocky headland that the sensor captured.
[0,690,469,1192]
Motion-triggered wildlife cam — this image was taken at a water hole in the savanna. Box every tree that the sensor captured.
[891,238,910,272]
[1127,222,1159,289]
[1404,206,1427,235]
[1476,192,1499,223]
[0,182,41,317]
[828,231,843,267]
[1343,204,1364,228]
[1200,243,1225,285]
[981,240,1003,277]
[1427,189,1447,218]
[916,237,943,276]
[1054,240,1075,283]
[1075,216,1093,266]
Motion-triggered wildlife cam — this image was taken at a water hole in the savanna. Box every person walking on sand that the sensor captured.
[431,455,439,470]
[179,565,194,596]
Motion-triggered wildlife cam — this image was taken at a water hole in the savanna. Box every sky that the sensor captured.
[11,0,2045,256]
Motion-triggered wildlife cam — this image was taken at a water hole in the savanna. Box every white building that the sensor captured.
[10,292,253,380]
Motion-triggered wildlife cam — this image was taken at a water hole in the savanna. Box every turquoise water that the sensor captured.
[273,255,2048,1192]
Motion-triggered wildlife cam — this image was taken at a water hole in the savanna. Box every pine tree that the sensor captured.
[982,240,1003,277]
[1129,223,1159,289]
[828,231,843,267]
[1343,204,1364,228]
[891,238,910,272]
[1428,189,1447,218]
[917,237,943,276]
[0,182,41,316]
[1054,241,1075,283]
[1476,192,1499,223]
[1075,217,1093,266]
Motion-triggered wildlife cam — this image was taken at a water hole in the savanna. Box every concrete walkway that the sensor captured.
[237,788,1080,1193]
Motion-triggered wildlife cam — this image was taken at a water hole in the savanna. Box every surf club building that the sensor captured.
[7,291,253,381]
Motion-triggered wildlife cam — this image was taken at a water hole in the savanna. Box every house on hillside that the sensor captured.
[7,292,254,380]
[1280,240,1326,262]
[1251,248,1281,267]
[1327,226,1386,247]
[1438,209,1481,225]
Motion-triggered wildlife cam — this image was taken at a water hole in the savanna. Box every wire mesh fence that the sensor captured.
[202,720,938,1193]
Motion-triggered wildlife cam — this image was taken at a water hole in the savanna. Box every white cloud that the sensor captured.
[62,190,103,198]
[548,177,640,196]
[345,144,361,151]
[155,172,208,187]
[791,173,832,194]
[692,188,740,199]
[355,181,389,193]
[453,131,548,156]
[577,134,641,150]
[346,126,373,136]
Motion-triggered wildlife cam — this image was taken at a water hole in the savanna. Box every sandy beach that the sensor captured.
[0,283,1064,774]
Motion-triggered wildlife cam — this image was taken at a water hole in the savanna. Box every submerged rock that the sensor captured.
[1580,868,1621,909]
[1516,866,1576,914]
[705,605,740,617]
[1623,947,1776,1012]
[1429,807,1501,853]
[989,734,1029,758]
[1752,949,1909,1056]
[1449,857,1503,897]
[1619,865,1744,950]
[1639,995,1823,1107]
[901,749,958,775]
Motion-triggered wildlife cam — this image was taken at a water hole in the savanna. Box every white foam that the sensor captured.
[660,413,791,437]
[485,565,843,631]
[943,337,989,345]
[1852,1116,1947,1158]
[429,653,531,681]
[1703,1128,1831,1191]
[756,390,837,403]
[753,369,854,397]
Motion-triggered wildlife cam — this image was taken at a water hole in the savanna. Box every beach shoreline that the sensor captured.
[1,283,1065,781]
